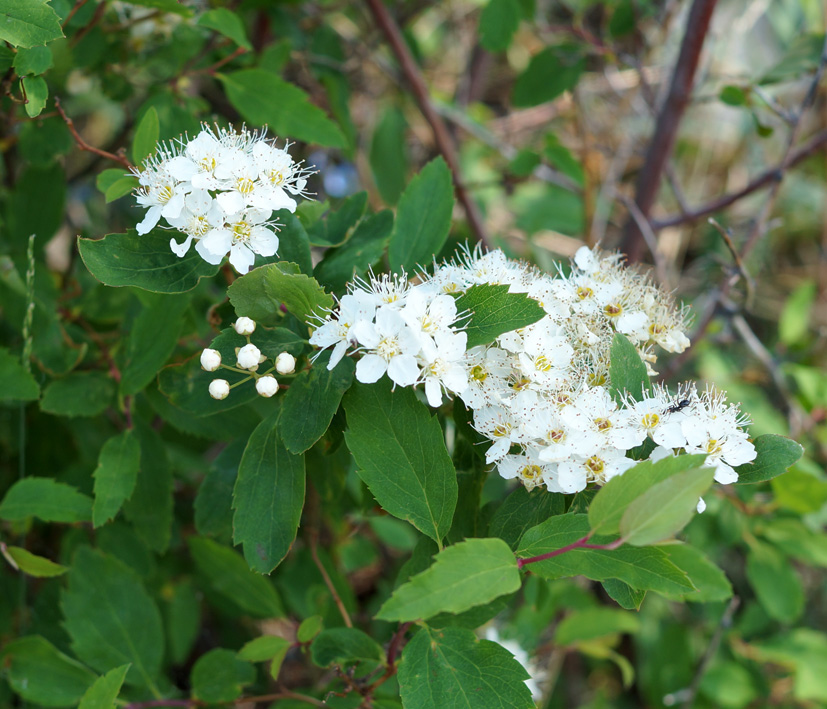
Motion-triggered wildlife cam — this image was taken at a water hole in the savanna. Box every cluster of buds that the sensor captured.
[202,317,297,400]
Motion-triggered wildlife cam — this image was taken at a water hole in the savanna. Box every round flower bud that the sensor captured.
[200,348,222,372]
[233,317,256,336]
[237,343,262,370]
[275,352,296,375]
[256,375,279,398]
[208,379,230,400]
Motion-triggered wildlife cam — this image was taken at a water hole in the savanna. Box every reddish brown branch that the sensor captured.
[309,531,353,628]
[621,0,718,261]
[55,97,134,170]
[364,0,493,249]
[517,535,624,569]
[122,689,327,709]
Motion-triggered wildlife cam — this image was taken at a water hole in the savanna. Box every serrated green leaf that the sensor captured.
[232,410,306,573]
[311,628,386,668]
[131,106,159,166]
[197,8,251,49]
[40,372,114,417]
[662,544,733,603]
[377,538,521,622]
[513,46,584,107]
[13,45,52,75]
[78,664,130,709]
[398,626,533,709]
[2,546,67,577]
[746,541,804,623]
[297,615,324,643]
[22,75,48,117]
[0,477,92,523]
[343,380,457,546]
[189,537,284,617]
[454,284,546,349]
[735,434,803,484]
[369,108,408,205]
[0,1,63,48]
[488,485,566,549]
[0,346,40,401]
[1,636,95,707]
[92,430,141,528]
[279,350,354,454]
[190,649,255,703]
[555,607,640,646]
[619,467,713,546]
[62,547,164,689]
[589,454,707,536]
[388,157,454,273]
[609,331,650,403]
[479,0,521,51]
[228,261,333,328]
[238,636,291,662]
[307,191,368,247]
[79,229,220,294]
[218,69,346,148]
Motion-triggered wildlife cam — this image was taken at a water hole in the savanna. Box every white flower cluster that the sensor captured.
[133,124,314,274]
[309,245,756,493]
[202,317,297,400]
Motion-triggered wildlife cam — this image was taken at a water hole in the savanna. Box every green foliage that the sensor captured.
[131,107,160,166]
[1,545,67,577]
[513,46,584,107]
[78,665,130,709]
[0,478,92,523]
[479,0,521,52]
[197,8,252,49]
[455,284,547,349]
[0,347,40,401]
[609,331,650,402]
[311,628,386,668]
[735,434,804,484]
[0,1,63,48]
[92,430,140,528]
[191,648,255,702]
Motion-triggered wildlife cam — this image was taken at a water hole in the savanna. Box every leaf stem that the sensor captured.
[516,534,624,569]
[55,96,134,170]
[309,530,353,628]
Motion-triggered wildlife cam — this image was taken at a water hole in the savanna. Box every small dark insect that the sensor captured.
[665,398,691,415]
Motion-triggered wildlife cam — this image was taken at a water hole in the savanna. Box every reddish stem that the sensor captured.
[516,535,624,569]
[55,97,134,170]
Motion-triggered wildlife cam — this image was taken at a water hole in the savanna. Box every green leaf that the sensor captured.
[131,106,159,166]
[190,649,255,703]
[454,284,546,349]
[297,615,324,643]
[555,607,640,646]
[95,168,137,203]
[123,417,173,553]
[279,350,354,454]
[589,455,707,536]
[343,380,457,546]
[618,467,714,546]
[388,157,455,273]
[601,579,645,610]
[517,514,694,596]
[0,0,63,48]
[62,547,164,689]
[164,580,200,666]
[40,372,114,417]
[1,636,95,707]
[314,210,394,292]
[780,280,816,345]
[369,108,408,205]
[663,544,733,602]
[189,537,284,617]
[488,485,566,549]
[232,410,306,573]
[22,75,48,117]
[92,430,141,528]
[0,346,40,402]
[13,45,52,75]
[719,85,749,107]
[2,545,67,577]
[609,331,650,403]
[271,210,312,274]
[307,191,368,247]
[479,0,521,51]
[218,69,346,148]
[747,629,827,702]
[120,294,188,395]
[78,664,130,709]
[746,541,804,623]
[79,229,220,294]
[197,8,251,49]
[772,467,827,513]
[238,636,291,662]
[228,261,333,328]
[311,628,386,668]
[0,477,92,523]
[398,626,533,709]
[513,46,584,107]
[735,434,803,484]
[194,440,242,541]
[376,538,521,622]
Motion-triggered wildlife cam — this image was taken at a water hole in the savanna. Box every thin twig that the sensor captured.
[616,192,670,287]
[707,218,755,307]
[363,621,412,698]
[122,689,327,709]
[517,535,624,569]
[309,531,353,628]
[621,0,718,261]
[62,0,90,28]
[364,0,493,249]
[54,97,134,170]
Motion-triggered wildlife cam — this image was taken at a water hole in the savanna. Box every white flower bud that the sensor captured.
[275,352,296,375]
[234,317,256,336]
[209,379,230,400]
[200,348,222,372]
[256,375,279,398]
[237,343,262,370]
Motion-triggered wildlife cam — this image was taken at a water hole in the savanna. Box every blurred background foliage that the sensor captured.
[1,0,827,707]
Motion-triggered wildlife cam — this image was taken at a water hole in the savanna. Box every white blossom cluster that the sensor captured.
[133,124,314,274]
[309,245,756,494]
[202,317,297,400]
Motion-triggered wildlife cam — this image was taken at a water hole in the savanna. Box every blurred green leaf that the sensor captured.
[0,478,92,523]
[662,544,733,602]
[238,636,291,662]
[779,280,816,346]
[555,607,640,646]
[748,629,827,702]
[719,85,750,106]
[307,192,367,247]
[92,430,140,528]
[369,108,408,205]
[488,485,566,549]
[513,46,584,107]
[131,106,159,166]
[2,546,67,577]
[311,628,385,668]
[771,467,827,513]
[22,75,48,117]
[197,8,251,49]
[297,615,324,643]
[479,0,520,51]
[746,541,804,623]
[40,372,114,417]
[190,649,255,703]
[0,347,40,402]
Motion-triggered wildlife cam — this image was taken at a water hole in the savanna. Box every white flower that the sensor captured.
[233,317,256,336]
[351,307,420,387]
[275,352,296,375]
[557,448,636,493]
[309,291,376,369]
[418,331,468,407]
[497,452,556,492]
[195,208,279,275]
[256,375,279,398]
[237,343,263,370]
[209,379,230,400]
[166,189,225,257]
[134,161,188,235]
[200,348,221,372]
